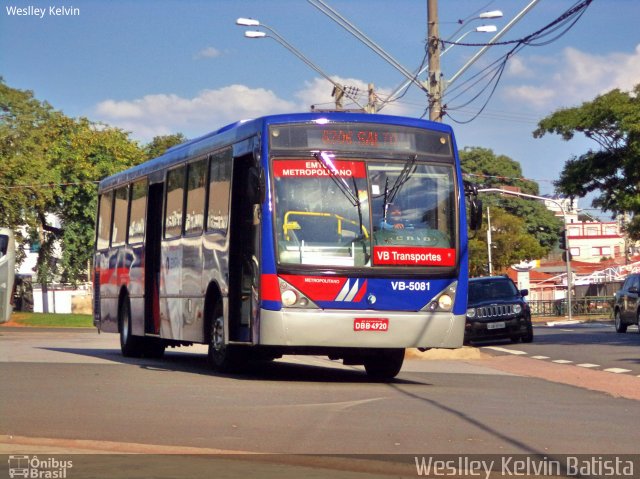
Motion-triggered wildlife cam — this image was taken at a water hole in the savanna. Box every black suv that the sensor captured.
[613,273,640,333]
[465,275,533,344]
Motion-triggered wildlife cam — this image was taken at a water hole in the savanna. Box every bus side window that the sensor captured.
[128,179,147,244]
[165,167,186,239]
[207,149,232,233]
[185,159,207,236]
[97,191,114,250]
[111,186,129,247]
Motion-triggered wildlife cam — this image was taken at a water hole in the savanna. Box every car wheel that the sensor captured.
[614,309,627,333]
[521,325,534,343]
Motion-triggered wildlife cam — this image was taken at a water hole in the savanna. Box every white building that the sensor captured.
[565,221,627,263]
[541,196,634,263]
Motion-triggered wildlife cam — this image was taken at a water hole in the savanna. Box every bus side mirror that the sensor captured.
[469,197,483,231]
[464,181,483,232]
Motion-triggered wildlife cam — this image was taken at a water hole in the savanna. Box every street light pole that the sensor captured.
[478,188,573,322]
[427,0,540,121]
[237,18,366,111]
[381,20,500,110]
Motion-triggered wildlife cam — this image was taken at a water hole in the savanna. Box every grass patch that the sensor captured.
[8,312,93,328]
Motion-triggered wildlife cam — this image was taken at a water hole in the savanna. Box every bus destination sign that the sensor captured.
[270,122,452,158]
[320,128,403,148]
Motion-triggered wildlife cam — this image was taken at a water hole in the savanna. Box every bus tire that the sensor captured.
[119,295,142,357]
[207,302,244,372]
[363,348,404,381]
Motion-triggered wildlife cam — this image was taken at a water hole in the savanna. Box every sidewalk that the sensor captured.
[532,315,612,326]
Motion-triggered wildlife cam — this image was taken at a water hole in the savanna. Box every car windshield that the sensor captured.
[272,157,456,268]
[468,279,519,302]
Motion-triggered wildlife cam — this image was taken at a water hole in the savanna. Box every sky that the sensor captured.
[2,0,639,216]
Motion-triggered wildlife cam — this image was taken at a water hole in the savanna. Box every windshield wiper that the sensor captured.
[314,151,359,206]
[382,155,417,223]
[314,151,369,263]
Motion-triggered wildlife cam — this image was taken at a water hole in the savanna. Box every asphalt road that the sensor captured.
[477,321,640,377]
[1,326,639,477]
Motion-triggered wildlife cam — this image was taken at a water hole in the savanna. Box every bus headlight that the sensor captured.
[422,281,458,313]
[281,289,298,307]
[438,294,453,311]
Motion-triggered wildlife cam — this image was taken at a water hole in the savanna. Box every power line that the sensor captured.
[441,0,592,122]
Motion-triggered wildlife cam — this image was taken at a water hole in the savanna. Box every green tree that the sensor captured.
[1,79,145,284]
[0,77,60,265]
[461,146,539,195]
[533,84,640,239]
[461,147,563,251]
[468,207,547,277]
[49,118,145,282]
[144,133,186,160]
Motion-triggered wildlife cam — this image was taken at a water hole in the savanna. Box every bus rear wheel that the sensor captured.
[207,305,245,372]
[363,348,405,381]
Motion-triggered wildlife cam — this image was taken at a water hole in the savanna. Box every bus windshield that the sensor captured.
[273,157,456,268]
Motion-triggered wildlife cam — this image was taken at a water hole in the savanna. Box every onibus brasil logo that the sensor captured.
[8,456,72,478]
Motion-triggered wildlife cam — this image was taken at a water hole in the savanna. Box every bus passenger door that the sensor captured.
[228,155,261,343]
[144,182,163,334]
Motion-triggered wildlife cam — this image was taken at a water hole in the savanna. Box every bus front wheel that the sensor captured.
[363,348,404,381]
[207,305,244,372]
[119,296,141,357]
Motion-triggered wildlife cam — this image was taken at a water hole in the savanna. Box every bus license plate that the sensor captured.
[354,318,389,332]
[487,321,506,330]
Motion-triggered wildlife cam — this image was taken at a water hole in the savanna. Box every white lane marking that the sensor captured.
[483,346,527,355]
[552,359,573,364]
[603,368,632,374]
[577,363,600,368]
[531,355,549,360]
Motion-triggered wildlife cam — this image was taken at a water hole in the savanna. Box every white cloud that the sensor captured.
[94,78,413,141]
[94,85,296,140]
[503,85,557,109]
[194,46,221,60]
[506,56,533,77]
[503,44,640,110]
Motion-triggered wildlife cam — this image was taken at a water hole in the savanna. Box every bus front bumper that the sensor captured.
[258,308,465,349]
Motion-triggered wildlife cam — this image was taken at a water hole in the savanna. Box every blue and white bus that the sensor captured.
[94,112,480,379]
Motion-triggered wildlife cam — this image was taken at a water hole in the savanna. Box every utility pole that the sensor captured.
[366,83,377,113]
[427,0,442,121]
[332,84,344,110]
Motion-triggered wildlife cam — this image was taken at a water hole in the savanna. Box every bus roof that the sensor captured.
[98,112,453,193]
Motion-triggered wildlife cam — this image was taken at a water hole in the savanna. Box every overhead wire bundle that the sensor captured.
[438,0,593,123]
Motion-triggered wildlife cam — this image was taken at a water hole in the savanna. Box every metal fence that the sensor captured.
[528,297,614,318]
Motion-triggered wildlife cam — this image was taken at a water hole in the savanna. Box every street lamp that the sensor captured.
[440,25,498,57]
[444,10,503,46]
[236,17,365,110]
